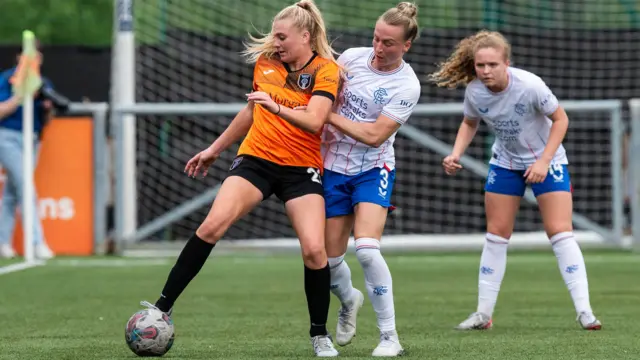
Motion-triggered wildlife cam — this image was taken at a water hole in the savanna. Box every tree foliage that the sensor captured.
[0,0,113,45]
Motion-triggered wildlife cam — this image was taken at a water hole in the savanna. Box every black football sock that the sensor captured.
[305,263,331,337]
[155,233,214,312]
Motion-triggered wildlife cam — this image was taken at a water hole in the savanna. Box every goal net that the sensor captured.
[124,0,635,249]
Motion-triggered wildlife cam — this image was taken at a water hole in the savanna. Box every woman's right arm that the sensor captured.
[0,96,20,120]
[209,101,255,156]
[453,86,484,157]
[451,117,480,158]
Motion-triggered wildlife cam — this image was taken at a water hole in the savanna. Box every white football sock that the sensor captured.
[477,233,509,317]
[328,254,357,307]
[550,232,593,314]
[355,237,395,333]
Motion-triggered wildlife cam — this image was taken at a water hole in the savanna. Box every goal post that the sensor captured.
[112,0,137,242]
[111,100,628,254]
[110,0,637,254]
[629,99,640,252]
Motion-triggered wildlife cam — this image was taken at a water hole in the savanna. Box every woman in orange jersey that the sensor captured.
[138,0,341,357]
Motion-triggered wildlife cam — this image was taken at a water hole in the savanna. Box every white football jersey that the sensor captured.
[322,47,421,175]
[464,67,568,170]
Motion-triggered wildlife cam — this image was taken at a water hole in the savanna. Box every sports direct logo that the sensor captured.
[0,196,76,221]
[39,197,75,220]
[0,172,76,221]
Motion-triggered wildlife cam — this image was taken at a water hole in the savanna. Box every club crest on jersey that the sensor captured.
[514,103,526,116]
[373,87,388,104]
[297,73,312,89]
[230,157,243,171]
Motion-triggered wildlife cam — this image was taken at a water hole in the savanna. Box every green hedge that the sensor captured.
[0,0,636,45]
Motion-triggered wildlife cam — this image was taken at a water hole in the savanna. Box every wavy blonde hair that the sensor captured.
[428,30,511,89]
[242,0,338,64]
[379,2,420,42]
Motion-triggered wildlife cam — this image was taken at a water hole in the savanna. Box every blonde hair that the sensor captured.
[428,30,512,89]
[242,0,337,64]
[379,2,419,42]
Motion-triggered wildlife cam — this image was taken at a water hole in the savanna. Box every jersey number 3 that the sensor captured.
[378,169,389,197]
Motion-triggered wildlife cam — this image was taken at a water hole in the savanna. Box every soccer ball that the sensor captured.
[125,308,175,357]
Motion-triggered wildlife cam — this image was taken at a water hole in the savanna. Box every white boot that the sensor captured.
[35,243,54,260]
[372,331,404,357]
[311,335,339,357]
[336,288,365,346]
[0,244,16,259]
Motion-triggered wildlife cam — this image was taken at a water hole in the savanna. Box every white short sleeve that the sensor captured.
[463,87,481,120]
[531,79,559,116]
[337,48,361,67]
[337,52,349,67]
[381,83,421,125]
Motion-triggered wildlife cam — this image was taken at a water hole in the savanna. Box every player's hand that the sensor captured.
[443,154,463,175]
[184,146,218,178]
[246,91,279,114]
[524,159,549,184]
[42,99,53,110]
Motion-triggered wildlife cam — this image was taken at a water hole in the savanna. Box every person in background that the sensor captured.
[0,48,56,259]
[430,30,601,330]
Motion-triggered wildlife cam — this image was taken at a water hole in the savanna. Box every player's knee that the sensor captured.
[325,237,347,258]
[196,216,232,244]
[544,219,573,238]
[545,225,573,240]
[486,225,513,240]
[301,241,327,269]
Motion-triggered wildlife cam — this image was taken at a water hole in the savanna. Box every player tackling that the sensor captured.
[139,0,342,356]
[429,30,602,330]
[320,2,420,356]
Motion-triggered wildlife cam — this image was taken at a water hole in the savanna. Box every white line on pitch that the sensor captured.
[0,261,45,276]
[53,258,171,267]
[389,254,640,264]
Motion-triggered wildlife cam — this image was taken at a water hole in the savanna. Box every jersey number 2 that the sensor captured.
[307,168,322,184]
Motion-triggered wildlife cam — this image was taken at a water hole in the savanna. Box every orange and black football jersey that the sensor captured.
[237,53,340,170]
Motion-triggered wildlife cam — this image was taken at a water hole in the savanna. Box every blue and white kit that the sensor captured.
[322,47,421,217]
[464,67,571,196]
